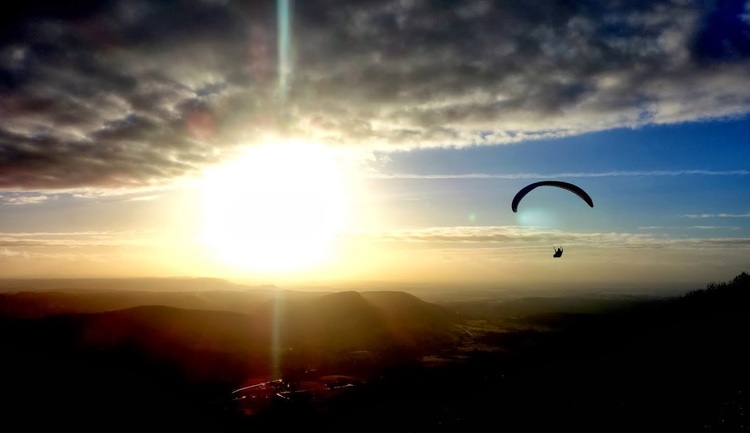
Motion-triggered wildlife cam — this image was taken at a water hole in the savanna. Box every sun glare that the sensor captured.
[199,140,351,273]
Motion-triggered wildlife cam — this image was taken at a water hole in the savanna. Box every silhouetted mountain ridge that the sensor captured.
[0,286,326,319]
[0,276,259,292]
[0,288,460,388]
[250,290,459,354]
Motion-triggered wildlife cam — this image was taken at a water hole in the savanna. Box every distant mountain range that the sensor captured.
[0,276,260,292]
[0,282,461,387]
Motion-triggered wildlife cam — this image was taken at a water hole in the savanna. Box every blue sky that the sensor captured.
[353,115,750,291]
[1,0,749,294]
[376,116,750,233]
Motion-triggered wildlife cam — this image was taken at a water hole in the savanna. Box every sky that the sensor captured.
[1,0,749,294]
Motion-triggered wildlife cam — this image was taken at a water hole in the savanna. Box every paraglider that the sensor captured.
[511,180,593,258]
[511,180,593,213]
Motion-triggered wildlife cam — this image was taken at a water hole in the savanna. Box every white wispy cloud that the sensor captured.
[345,225,750,249]
[0,230,160,247]
[683,213,750,218]
[0,194,50,205]
[689,226,742,230]
[366,169,750,179]
[639,225,742,230]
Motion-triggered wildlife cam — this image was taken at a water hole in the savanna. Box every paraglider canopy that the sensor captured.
[511,180,593,213]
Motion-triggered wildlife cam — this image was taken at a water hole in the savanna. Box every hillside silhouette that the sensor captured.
[0,272,748,432]
[0,285,459,430]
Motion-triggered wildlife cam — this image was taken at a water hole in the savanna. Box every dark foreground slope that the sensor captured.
[242,273,750,433]
[373,272,750,433]
[1,273,749,432]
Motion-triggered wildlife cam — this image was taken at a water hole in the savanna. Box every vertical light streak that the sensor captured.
[271,289,283,379]
[271,0,292,379]
[277,0,292,102]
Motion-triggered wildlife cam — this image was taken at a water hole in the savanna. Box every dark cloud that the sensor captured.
[691,0,750,61]
[1,0,749,190]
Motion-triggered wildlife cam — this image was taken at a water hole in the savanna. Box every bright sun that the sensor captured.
[199,140,351,273]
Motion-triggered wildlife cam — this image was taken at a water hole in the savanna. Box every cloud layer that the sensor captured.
[2,0,749,190]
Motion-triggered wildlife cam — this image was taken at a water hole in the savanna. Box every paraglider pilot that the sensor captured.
[553,247,563,258]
